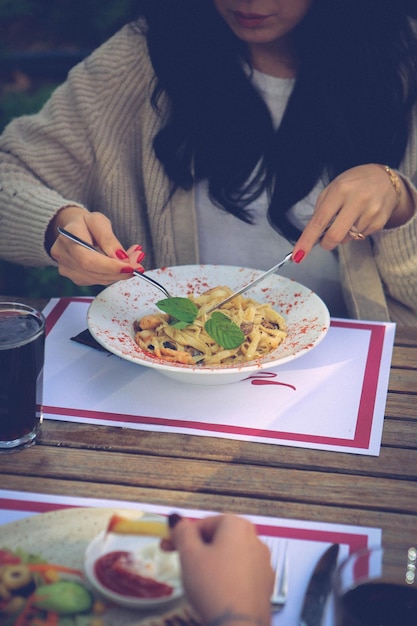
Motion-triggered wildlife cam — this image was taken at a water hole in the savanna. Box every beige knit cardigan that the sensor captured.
[1,24,417,324]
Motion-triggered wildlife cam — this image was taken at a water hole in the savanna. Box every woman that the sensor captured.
[0,1,416,322]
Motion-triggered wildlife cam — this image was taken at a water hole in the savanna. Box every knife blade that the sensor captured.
[299,543,339,626]
[205,252,293,313]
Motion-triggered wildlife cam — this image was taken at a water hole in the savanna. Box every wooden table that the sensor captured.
[1,296,416,563]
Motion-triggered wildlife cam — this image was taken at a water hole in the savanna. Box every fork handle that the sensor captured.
[57,227,100,254]
[58,227,171,298]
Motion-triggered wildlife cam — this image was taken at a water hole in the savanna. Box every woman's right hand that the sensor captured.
[166,514,273,626]
[48,206,145,286]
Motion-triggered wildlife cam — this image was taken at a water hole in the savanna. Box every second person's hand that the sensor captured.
[164,514,273,626]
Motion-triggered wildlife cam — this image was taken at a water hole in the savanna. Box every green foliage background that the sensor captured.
[0,0,138,298]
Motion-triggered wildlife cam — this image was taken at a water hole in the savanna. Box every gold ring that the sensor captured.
[348,226,366,241]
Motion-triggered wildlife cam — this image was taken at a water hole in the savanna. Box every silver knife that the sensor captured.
[205,251,293,313]
[299,543,339,626]
[206,215,361,314]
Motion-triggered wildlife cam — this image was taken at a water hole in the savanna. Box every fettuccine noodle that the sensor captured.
[133,286,287,366]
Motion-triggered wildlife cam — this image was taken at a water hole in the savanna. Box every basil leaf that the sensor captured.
[156,297,198,324]
[204,312,245,349]
[171,320,190,329]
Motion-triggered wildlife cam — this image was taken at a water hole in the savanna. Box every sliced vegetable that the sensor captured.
[33,581,93,615]
[28,563,83,577]
[0,549,21,565]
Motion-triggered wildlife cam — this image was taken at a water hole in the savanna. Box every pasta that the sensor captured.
[133,286,287,366]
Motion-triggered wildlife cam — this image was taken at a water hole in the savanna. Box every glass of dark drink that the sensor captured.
[0,303,45,452]
[333,546,417,626]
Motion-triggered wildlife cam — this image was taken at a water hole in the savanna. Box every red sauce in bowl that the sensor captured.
[94,551,174,599]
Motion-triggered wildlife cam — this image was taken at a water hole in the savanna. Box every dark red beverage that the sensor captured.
[0,304,45,451]
[335,581,417,626]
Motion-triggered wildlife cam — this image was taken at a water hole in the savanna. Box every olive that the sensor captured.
[2,565,31,591]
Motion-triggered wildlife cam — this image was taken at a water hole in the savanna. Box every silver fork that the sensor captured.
[264,537,289,611]
[57,227,172,299]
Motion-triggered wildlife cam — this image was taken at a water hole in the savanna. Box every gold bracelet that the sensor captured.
[381,165,402,206]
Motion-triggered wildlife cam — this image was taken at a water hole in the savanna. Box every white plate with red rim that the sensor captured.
[84,513,183,610]
[87,264,330,385]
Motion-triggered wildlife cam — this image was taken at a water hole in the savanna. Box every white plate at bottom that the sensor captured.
[84,517,183,610]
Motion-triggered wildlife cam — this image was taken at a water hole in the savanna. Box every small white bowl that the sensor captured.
[84,518,182,610]
[87,264,330,385]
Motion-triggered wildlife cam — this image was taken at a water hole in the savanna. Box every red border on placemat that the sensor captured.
[0,496,369,555]
[43,299,387,450]
[0,498,72,514]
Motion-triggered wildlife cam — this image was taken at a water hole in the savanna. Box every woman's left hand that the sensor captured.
[292,164,414,262]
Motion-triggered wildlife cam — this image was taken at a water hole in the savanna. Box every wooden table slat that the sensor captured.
[391,345,417,368]
[388,369,417,393]
[2,446,417,515]
[37,420,417,472]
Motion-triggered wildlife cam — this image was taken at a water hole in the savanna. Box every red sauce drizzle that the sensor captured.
[94,551,174,598]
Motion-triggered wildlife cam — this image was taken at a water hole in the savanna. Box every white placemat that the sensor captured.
[42,298,395,455]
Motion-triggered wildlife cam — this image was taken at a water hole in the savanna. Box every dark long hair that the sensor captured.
[135,0,417,239]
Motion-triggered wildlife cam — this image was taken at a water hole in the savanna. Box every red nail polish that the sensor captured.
[116,249,129,260]
[168,513,182,529]
[135,245,143,252]
[120,266,134,274]
[136,251,145,264]
[293,249,305,264]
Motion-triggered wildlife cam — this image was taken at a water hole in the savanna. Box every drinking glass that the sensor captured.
[0,302,45,452]
[333,546,417,626]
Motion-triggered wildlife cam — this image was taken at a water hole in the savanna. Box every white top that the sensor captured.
[196,68,348,317]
